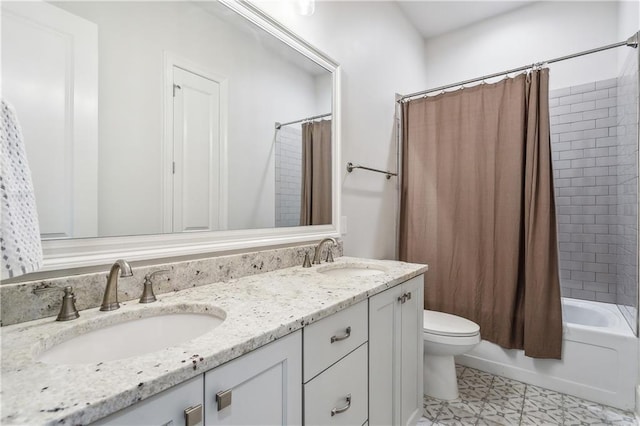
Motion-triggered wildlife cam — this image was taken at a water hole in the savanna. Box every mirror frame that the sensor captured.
[40,0,341,271]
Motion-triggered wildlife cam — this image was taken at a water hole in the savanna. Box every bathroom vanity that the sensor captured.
[1,257,427,425]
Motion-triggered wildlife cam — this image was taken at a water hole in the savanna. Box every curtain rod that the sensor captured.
[275,112,331,130]
[398,32,639,103]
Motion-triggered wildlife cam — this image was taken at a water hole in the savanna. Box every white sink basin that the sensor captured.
[36,309,225,365]
[317,264,386,278]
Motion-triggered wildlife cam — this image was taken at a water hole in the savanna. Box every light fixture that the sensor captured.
[297,0,315,16]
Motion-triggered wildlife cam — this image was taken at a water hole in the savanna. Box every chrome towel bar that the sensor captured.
[346,162,397,179]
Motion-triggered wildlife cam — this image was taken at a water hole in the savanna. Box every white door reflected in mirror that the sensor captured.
[171,66,226,234]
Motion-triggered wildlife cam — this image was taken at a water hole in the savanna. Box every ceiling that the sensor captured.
[396,1,536,39]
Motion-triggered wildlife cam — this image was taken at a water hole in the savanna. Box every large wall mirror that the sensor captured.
[1,0,340,272]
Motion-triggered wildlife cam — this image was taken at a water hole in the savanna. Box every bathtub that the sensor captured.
[456,298,638,410]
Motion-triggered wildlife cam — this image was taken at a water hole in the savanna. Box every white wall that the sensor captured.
[254,1,429,259]
[54,2,325,236]
[423,2,621,91]
[315,73,333,115]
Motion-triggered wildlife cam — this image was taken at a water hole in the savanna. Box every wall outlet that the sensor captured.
[341,216,348,235]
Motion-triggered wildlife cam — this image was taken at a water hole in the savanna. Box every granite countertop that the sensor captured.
[1,256,427,425]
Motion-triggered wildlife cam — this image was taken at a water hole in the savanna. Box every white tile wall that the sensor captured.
[550,71,638,329]
[275,126,302,227]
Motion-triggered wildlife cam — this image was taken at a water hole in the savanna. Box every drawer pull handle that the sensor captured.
[184,404,203,426]
[398,292,412,304]
[330,326,352,343]
[216,389,232,411]
[331,394,352,417]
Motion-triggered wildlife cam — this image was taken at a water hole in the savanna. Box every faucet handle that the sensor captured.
[57,286,80,321]
[33,285,80,321]
[140,269,169,304]
[325,248,334,263]
[302,252,312,268]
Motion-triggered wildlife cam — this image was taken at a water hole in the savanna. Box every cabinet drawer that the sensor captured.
[304,343,368,426]
[93,375,203,426]
[303,300,367,381]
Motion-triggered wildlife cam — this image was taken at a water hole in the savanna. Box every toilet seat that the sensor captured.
[423,310,480,337]
[423,330,480,347]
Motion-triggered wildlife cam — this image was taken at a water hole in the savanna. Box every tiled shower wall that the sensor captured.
[275,126,302,227]
[550,78,620,303]
[550,68,638,332]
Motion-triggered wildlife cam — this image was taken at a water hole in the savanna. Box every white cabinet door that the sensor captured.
[400,276,424,426]
[204,331,302,426]
[369,275,424,426]
[369,284,403,426]
[93,375,204,426]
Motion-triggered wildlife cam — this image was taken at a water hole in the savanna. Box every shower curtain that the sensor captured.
[300,120,332,226]
[399,70,563,359]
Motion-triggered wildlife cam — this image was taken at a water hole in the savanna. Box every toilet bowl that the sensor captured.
[423,310,480,400]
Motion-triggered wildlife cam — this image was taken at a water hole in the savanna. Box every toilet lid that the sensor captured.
[423,310,480,337]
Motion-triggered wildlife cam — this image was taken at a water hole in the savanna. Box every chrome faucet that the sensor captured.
[312,237,337,265]
[100,259,133,311]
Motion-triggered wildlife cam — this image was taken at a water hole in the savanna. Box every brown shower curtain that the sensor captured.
[399,70,563,359]
[300,120,332,225]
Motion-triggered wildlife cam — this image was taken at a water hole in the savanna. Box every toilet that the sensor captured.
[423,310,481,400]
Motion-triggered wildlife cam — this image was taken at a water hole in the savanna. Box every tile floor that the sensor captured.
[417,365,637,425]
